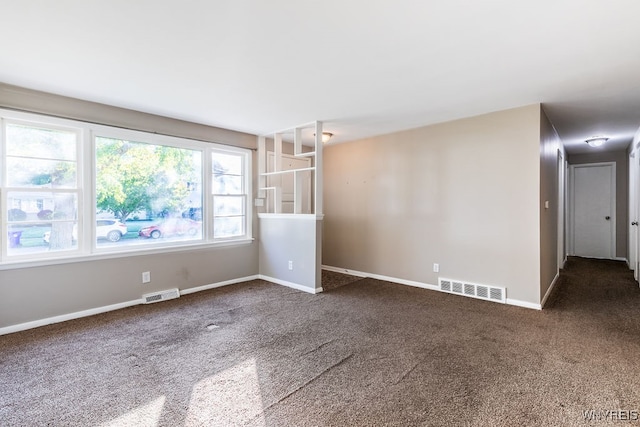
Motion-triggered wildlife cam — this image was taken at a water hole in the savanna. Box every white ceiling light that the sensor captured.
[314,132,333,143]
[585,136,609,148]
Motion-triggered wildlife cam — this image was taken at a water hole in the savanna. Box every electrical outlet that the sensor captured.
[433,263,439,273]
[288,260,293,271]
[142,271,151,283]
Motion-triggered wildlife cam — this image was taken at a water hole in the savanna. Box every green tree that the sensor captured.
[96,138,199,222]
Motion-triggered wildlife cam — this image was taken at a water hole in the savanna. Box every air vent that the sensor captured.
[438,278,506,304]
[452,281,463,293]
[476,285,489,299]
[489,287,503,301]
[143,288,180,304]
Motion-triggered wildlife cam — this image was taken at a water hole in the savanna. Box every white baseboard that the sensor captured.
[323,265,439,291]
[2,264,547,336]
[540,272,560,309]
[258,275,322,294]
[0,299,143,336]
[180,275,259,295]
[0,274,260,336]
[323,265,542,310]
[506,298,542,310]
[322,265,368,278]
[560,256,567,269]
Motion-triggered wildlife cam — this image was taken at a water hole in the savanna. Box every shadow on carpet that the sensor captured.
[321,269,364,291]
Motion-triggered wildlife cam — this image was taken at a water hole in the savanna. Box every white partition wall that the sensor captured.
[257,121,324,293]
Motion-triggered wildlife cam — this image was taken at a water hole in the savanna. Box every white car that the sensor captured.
[44,220,128,243]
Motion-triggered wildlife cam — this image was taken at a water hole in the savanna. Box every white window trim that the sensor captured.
[0,108,253,268]
[211,146,251,240]
[2,114,85,261]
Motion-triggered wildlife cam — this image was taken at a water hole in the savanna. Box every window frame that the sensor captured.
[91,126,208,252]
[0,109,253,268]
[211,147,250,240]
[1,116,84,261]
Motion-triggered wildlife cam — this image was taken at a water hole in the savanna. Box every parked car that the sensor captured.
[95,220,128,241]
[43,219,128,243]
[182,207,202,221]
[138,218,201,239]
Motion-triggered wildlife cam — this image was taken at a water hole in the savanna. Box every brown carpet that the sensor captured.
[321,269,362,291]
[1,258,640,426]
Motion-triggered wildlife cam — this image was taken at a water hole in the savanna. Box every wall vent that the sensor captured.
[143,288,180,304]
[438,278,506,304]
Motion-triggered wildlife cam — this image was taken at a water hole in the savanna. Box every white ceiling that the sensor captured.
[1,1,639,154]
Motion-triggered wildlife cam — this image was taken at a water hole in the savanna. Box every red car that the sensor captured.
[138,218,201,239]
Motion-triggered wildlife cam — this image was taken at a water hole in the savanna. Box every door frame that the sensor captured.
[636,148,640,281]
[557,150,567,268]
[630,146,640,281]
[568,161,616,259]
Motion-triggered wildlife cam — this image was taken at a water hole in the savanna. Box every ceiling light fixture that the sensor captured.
[314,132,333,143]
[585,136,609,148]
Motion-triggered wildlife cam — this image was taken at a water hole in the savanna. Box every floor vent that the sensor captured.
[438,278,506,303]
[143,288,180,304]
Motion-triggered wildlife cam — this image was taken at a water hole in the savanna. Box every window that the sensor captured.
[3,121,81,257]
[212,150,247,239]
[95,136,203,247]
[0,110,252,265]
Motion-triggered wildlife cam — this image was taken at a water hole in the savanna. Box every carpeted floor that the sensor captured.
[320,269,362,291]
[1,257,640,426]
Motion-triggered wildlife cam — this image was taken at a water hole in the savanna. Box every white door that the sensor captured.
[630,151,639,280]
[570,163,616,259]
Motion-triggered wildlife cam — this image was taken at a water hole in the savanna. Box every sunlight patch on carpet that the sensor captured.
[100,396,165,427]
[185,358,266,426]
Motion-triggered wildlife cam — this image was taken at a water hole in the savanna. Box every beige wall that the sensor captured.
[323,105,543,305]
[567,150,628,259]
[0,84,259,330]
[0,245,257,328]
[539,107,563,301]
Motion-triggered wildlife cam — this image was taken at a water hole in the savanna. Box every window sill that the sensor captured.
[0,238,255,271]
[258,213,324,220]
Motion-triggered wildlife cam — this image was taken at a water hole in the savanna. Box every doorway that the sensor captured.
[629,150,639,280]
[558,150,567,268]
[569,162,616,259]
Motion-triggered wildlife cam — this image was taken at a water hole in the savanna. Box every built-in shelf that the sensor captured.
[260,166,315,177]
[258,121,324,215]
[294,151,316,158]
